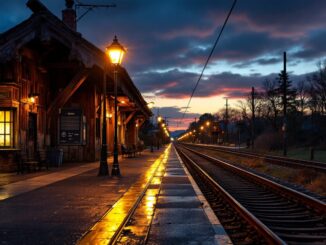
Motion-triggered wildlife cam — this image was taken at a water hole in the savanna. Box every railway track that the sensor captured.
[175,144,326,245]
[183,143,326,173]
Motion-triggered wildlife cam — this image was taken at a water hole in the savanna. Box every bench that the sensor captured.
[17,151,38,173]
[121,144,136,158]
[37,150,49,170]
[136,143,144,156]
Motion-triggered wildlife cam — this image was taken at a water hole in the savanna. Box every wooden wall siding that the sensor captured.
[0,14,150,171]
[57,77,98,162]
[46,68,91,119]
[0,150,17,172]
[126,121,136,147]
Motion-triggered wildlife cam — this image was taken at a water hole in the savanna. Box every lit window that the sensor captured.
[0,110,14,147]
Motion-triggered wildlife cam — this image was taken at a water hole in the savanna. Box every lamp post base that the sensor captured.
[111,151,120,176]
[98,146,109,176]
[111,164,120,176]
[98,161,109,176]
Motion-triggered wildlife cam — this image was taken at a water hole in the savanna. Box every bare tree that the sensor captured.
[306,60,326,115]
[296,80,309,114]
[262,79,281,129]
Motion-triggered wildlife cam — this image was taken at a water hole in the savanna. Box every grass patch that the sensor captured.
[201,148,326,196]
[271,148,326,162]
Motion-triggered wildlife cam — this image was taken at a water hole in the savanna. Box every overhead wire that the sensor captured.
[177,0,237,128]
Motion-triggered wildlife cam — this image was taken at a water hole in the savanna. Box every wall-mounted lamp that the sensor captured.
[28,92,39,103]
[147,102,154,109]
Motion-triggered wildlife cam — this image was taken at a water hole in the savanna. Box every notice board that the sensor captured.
[59,108,83,145]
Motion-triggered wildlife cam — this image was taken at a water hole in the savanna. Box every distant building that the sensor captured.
[0,0,151,172]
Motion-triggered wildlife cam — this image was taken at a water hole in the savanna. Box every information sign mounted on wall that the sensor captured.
[59,108,83,145]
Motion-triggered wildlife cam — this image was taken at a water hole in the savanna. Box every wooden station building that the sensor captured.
[0,0,152,172]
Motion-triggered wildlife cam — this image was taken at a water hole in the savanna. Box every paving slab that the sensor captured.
[146,146,231,245]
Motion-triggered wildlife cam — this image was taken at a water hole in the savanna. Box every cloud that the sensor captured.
[230,0,326,39]
[153,106,200,119]
[151,106,201,130]
[1,0,325,131]
[135,68,312,99]
[135,69,265,98]
[293,30,326,59]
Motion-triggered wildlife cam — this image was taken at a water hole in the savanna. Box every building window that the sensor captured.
[0,110,14,147]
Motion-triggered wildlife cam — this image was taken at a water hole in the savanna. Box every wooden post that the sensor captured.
[251,86,255,150]
[283,52,287,156]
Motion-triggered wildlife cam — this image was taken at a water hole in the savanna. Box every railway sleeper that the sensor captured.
[229,231,250,239]
[236,196,280,201]
[276,233,326,243]
[269,226,326,233]
[260,217,324,226]
[254,213,315,220]
[247,207,306,214]
[239,200,291,206]
[247,204,298,211]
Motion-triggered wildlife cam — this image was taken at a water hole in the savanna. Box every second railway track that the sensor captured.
[175,144,326,245]
[183,143,326,173]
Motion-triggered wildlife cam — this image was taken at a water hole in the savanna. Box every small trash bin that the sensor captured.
[58,149,63,167]
[48,148,64,167]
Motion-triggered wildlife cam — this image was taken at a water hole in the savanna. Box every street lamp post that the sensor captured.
[98,64,109,176]
[106,36,126,176]
[147,102,155,153]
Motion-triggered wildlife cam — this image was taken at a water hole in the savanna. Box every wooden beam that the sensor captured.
[46,68,91,121]
[138,119,145,127]
[124,111,136,125]
[119,107,139,112]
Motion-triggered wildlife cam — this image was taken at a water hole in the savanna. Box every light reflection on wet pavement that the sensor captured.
[78,146,170,245]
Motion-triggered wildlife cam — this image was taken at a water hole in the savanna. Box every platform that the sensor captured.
[79,144,230,245]
[146,146,230,245]
[0,148,164,244]
[0,145,230,244]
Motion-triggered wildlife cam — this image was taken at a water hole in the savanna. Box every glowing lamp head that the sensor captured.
[206,121,210,126]
[147,102,154,109]
[106,36,126,65]
[157,116,162,122]
[28,93,38,104]
[29,97,35,103]
[200,126,204,130]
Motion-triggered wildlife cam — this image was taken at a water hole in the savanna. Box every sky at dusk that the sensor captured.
[1,0,326,131]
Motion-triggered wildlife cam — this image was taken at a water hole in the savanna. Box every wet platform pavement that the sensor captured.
[0,148,164,244]
[0,145,230,244]
[79,145,230,245]
[146,146,230,245]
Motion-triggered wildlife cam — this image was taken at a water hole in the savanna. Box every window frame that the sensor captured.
[0,109,15,148]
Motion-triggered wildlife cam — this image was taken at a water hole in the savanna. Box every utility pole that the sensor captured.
[224,97,229,144]
[251,87,255,150]
[282,52,287,156]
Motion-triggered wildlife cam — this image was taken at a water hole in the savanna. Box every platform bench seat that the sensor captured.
[121,145,136,158]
